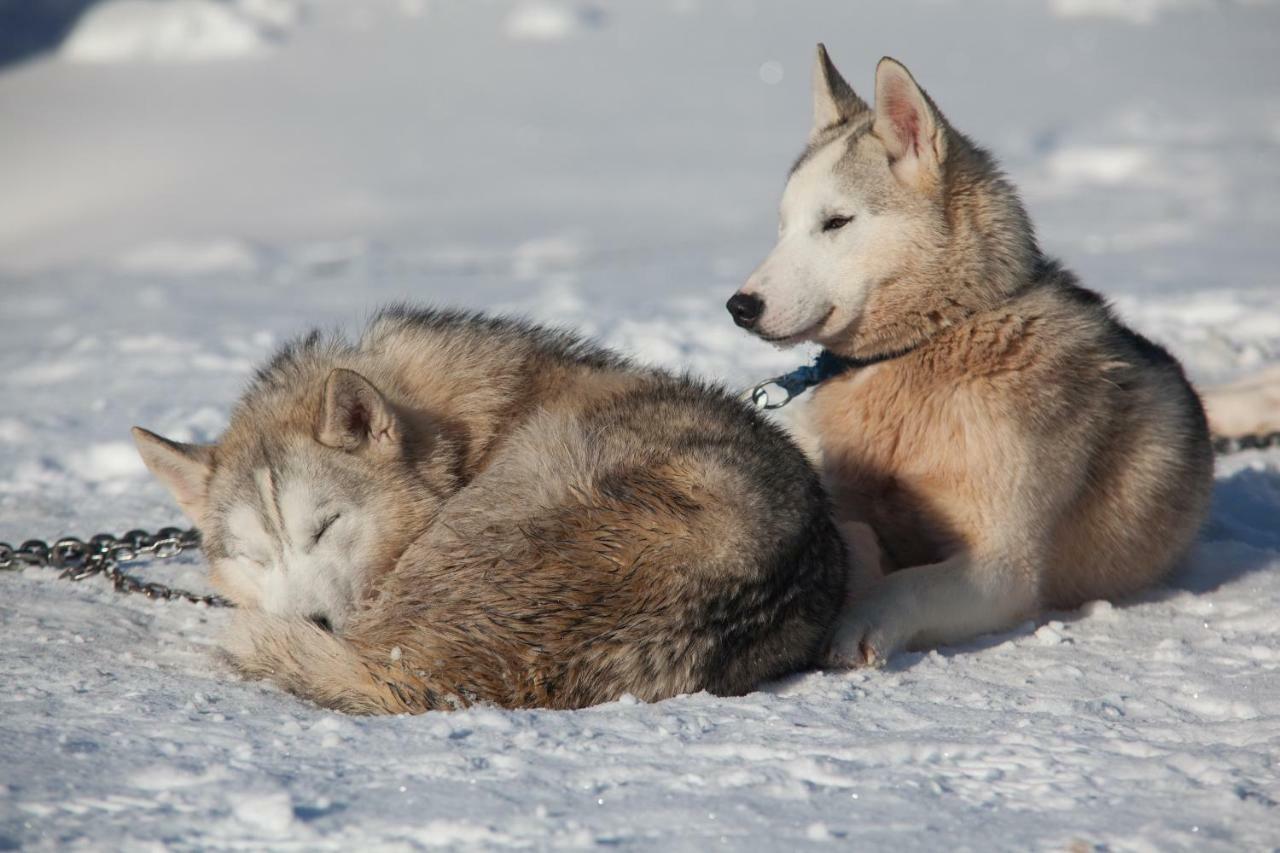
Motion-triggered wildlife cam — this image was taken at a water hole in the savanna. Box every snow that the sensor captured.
[115,238,263,276]
[60,0,299,64]
[504,2,604,41]
[1046,0,1275,25]
[1048,0,1199,24]
[2,0,1279,849]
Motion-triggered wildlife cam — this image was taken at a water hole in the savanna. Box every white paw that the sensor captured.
[824,600,908,669]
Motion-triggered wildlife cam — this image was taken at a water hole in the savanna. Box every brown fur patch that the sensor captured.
[782,57,1213,661]
[151,309,849,713]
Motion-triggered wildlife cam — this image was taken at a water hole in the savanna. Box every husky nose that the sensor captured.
[726,293,764,329]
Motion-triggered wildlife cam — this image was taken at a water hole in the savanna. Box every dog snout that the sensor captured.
[726,292,765,329]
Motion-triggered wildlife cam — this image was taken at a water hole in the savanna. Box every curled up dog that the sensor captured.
[133,307,848,713]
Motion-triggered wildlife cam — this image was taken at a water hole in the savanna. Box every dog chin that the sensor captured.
[757,329,812,347]
[757,307,837,346]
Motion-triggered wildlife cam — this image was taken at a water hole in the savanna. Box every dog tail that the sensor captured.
[223,612,462,715]
[1203,366,1274,435]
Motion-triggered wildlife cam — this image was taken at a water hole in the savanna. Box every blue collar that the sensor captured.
[748,346,915,409]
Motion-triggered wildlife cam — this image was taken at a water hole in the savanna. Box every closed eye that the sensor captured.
[821,215,853,233]
[311,512,341,545]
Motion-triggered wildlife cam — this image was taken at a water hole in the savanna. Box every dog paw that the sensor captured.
[823,604,906,670]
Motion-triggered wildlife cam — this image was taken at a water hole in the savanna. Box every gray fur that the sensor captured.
[135,307,849,712]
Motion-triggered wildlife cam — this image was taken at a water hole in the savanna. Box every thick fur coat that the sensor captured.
[134,307,848,713]
[729,48,1214,665]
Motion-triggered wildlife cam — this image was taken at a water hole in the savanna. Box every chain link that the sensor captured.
[1212,431,1280,456]
[2,427,1277,609]
[0,527,234,607]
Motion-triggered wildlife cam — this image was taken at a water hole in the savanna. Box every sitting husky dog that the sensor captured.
[133,307,847,713]
[727,47,1214,667]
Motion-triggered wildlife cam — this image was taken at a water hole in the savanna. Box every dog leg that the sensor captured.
[838,520,886,599]
[824,551,1038,668]
[222,610,464,715]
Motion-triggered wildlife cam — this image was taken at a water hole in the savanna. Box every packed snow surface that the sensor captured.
[1,0,1279,849]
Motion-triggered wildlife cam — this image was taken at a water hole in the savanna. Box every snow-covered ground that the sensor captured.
[2,0,1279,848]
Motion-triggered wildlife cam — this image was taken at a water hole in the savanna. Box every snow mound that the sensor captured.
[504,2,604,41]
[61,0,299,63]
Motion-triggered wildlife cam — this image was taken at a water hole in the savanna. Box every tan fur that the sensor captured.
[741,50,1214,665]
[1201,365,1280,439]
[135,308,847,712]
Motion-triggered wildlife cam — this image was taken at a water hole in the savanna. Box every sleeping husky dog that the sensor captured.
[133,307,847,713]
[727,47,1214,666]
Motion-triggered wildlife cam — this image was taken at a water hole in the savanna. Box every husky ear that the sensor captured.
[810,44,870,144]
[317,368,401,454]
[873,57,946,187]
[132,427,215,524]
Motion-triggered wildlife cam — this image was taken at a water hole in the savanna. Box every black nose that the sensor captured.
[726,293,764,329]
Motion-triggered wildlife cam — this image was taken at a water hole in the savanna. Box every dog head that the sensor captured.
[133,363,436,632]
[727,46,1034,358]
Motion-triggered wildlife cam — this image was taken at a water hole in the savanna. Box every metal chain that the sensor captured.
[0,527,234,607]
[2,428,1277,609]
[1212,431,1280,456]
